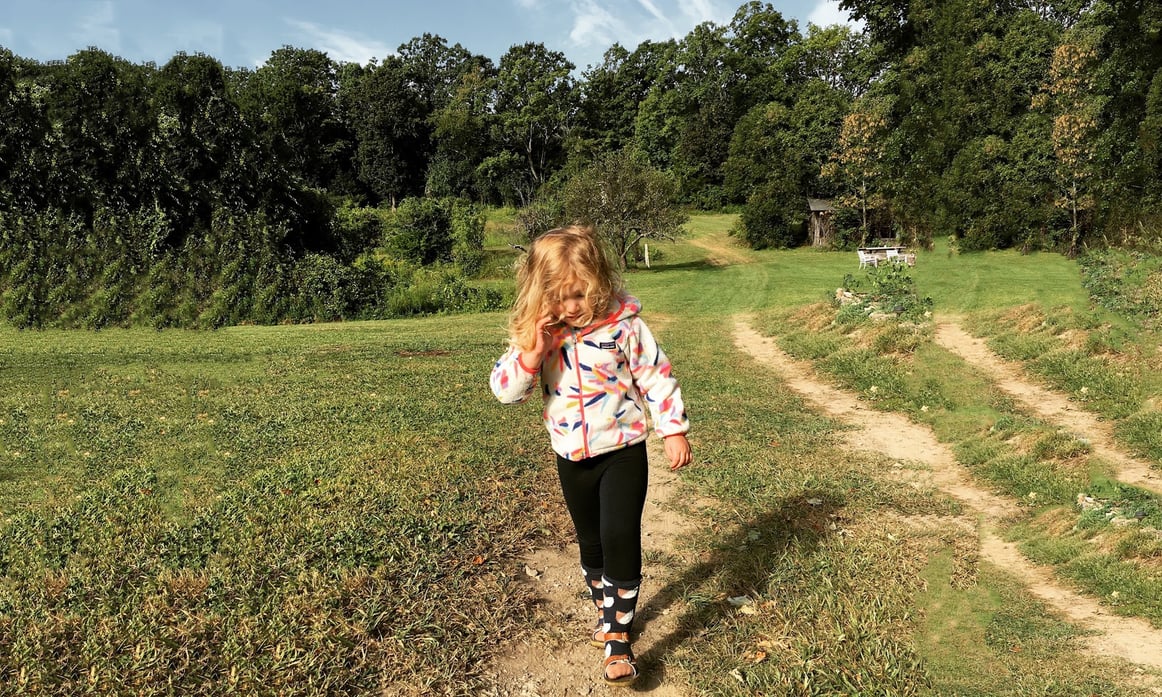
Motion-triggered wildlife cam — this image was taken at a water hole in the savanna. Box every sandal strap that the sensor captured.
[603,653,637,667]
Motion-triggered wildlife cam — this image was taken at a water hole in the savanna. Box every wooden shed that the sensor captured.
[807,198,834,248]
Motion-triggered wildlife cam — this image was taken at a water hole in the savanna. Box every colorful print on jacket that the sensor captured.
[490,295,689,461]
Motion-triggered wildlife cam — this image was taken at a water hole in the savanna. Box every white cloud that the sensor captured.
[807,0,864,29]
[565,0,731,57]
[569,0,629,46]
[74,1,121,52]
[675,0,733,26]
[635,0,671,26]
[284,19,394,65]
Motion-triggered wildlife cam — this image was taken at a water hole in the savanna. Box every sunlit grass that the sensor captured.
[0,216,1157,694]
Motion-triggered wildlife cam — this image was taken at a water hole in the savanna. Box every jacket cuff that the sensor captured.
[516,352,540,374]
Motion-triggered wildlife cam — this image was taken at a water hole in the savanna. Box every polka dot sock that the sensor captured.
[601,575,640,659]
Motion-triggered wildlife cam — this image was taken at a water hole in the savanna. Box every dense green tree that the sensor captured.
[151,52,256,245]
[397,33,485,113]
[791,24,876,98]
[724,80,850,205]
[727,1,799,106]
[736,176,807,249]
[839,0,916,60]
[342,57,431,208]
[0,48,50,210]
[428,62,497,200]
[1083,1,1162,236]
[235,47,354,192]
[40,48,157,217]
[575,41,677,159]
[491,43,576,204]
[1142,66,1162,201]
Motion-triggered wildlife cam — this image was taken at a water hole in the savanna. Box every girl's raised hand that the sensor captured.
[520,315,557,370]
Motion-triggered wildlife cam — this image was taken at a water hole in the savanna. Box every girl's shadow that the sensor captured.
[630,490,840,691]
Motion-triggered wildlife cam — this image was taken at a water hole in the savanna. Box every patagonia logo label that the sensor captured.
[600,341,617,350]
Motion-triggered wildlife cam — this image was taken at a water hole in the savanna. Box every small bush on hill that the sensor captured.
[836,263,934,324]
[384,197,454,265]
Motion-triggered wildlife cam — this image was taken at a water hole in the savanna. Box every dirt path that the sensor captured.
[732,318,1162,674]
[486,439,698,696]
[685,234,752,267]
[934,319,1162,495]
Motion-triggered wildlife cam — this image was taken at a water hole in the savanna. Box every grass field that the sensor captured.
[1,216,1159,694]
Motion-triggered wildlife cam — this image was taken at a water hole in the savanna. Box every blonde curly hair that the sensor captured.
[509,225,622,351]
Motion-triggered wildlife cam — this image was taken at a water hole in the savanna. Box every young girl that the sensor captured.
[489,225,691,686]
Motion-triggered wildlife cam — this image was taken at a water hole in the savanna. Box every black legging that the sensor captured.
[556,441,648,582]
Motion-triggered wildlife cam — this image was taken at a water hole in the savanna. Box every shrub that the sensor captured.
[734,179,806,249]
[449,200,486,276]
[288,254,379,322]
[384,198,453,265]
[514,197,566,243]
[331,202,388,264]
[837,264,934,324]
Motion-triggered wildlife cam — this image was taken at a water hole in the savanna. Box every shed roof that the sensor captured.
[807,198,834,212]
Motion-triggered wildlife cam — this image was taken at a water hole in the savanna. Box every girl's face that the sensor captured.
[551,279,591,327]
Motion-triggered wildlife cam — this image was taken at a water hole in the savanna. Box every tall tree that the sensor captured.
[0,48,50,211]
[821,98,890,243]
[492,42,576,204]
[429,62,497,200]
[152,52,256,244]
[235,47,354,192]
[1044,28,1105,254]
[342,57,431,208]
[41,48,157,217]
[575,41,676,158]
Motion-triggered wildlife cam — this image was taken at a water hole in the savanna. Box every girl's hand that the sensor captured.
[520,315,557,369]
[664,434,692,471]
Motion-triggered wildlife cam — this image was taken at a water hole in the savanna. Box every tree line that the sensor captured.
[1,1,1160,328]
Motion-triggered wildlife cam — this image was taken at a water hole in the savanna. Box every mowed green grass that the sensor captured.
[0,218,1154,695]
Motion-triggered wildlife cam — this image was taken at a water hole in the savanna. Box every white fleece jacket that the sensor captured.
[490,295,689,461]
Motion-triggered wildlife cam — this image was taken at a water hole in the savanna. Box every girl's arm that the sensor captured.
[626,317,689,438]
[490,317,555,405]
[489,345,540,404]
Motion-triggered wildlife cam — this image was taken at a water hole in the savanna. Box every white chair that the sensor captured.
[857,250,878,268]
[885,248,901,263]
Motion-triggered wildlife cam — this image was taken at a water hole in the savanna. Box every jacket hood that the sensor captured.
[577,294,641,337]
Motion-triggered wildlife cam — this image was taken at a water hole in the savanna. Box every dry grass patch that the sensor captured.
[787,301,834,333]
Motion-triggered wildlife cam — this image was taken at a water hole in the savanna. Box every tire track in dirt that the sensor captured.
[934,319,1162,496]
[486,438,697,696]
[733,318,1162,674]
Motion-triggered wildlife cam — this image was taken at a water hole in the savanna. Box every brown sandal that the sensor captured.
[602,652,639,686]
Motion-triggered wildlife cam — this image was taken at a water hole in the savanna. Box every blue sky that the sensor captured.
[1,0,859,72]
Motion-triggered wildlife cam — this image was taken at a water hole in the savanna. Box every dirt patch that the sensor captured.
[732,317,1162,676]
[933,320,1162,496]
[485,439,702,696]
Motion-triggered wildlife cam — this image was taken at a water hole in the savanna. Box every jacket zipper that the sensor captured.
[572,329,590,458]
